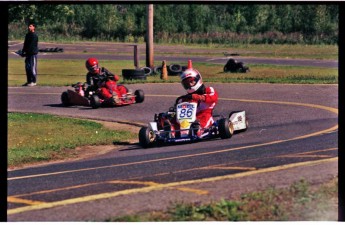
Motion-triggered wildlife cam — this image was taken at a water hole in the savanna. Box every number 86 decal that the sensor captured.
[179,108,193,118]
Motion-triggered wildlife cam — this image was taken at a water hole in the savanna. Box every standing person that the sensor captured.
[21,22,38,87]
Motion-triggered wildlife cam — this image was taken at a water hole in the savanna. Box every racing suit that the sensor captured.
[179,86,218,129]
[167,86,218,137]
[86,67,127,100]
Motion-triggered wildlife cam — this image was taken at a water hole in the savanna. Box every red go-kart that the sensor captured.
[61,82,145,109]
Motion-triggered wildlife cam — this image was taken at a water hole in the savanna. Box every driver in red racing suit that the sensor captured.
[173,67,218,136]
[85,57,128,103]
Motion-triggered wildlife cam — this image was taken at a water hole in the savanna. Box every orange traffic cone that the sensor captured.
[187,59,193,69]
[161,60,168,80]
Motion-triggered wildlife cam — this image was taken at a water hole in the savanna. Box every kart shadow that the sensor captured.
[120,137,226,151]
[44,103,67,108]
[117,142,143,151]
[44,104,94,110]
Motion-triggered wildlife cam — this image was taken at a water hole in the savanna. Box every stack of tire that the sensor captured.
[122,69,147,80]
[122,64,187,80]
[38,47,64,52]
[152,64,187,76]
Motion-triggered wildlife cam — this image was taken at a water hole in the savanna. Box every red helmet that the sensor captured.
[85,58,99,74]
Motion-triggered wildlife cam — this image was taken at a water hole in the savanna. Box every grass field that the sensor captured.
[8,113,136,168]
[8,43,338,86]
[109,178,338,221]
[8,59,338,86]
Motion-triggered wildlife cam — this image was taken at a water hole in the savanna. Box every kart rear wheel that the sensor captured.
[61,91,71,106]
[90,95,101,109]
[139,127,155,148]
[218,118,234,139]
[134,89,145,103]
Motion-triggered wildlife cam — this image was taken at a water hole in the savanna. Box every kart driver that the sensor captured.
[85,57,128,103]
[175,67,218,135]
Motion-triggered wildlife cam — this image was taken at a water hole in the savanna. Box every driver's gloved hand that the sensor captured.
[191,94,205,101]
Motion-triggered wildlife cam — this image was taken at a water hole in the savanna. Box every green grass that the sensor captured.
[108,178,338,221]
[8,59,338,86]
[8,112,136,167]
[153,43,338,60]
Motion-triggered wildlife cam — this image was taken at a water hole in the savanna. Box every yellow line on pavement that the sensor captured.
[107,180,159,186]
[278,155,331,158]
[208,166,257,171]
[297,147,337,155]
[8,197,46,205]
[8,157,337,215]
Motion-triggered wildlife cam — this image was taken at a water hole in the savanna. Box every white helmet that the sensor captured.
[180,68,203,94]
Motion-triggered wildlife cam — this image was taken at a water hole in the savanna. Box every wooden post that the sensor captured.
[133,45,139,69]
[146,4,154,69]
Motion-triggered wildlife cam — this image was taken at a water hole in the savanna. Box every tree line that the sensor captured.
[8,4,338,45]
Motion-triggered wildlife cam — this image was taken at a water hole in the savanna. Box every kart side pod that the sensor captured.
[229,111,248,131]
[149,122,159,132]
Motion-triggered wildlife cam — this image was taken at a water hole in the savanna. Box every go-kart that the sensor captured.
[61,82,145,109]
[138,95,248,148]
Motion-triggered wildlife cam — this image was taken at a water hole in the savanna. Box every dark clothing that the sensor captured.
[22,32,38,56]
[86,67,115,87]
[22,31,38,84]
[25,55,37,83]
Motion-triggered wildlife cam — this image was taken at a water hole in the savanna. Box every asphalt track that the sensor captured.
[7,43,338,221]
[8,83,338,221]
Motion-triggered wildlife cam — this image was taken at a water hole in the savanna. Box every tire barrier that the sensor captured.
[38,47,64,53]
[140,67,153,76]
[168,64,182,76]
[223,58,250,73]
[122,69,147,80]
[153,66,162,75]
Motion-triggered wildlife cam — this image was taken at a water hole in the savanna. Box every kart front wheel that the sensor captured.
[134,89,145,103]
[218,118,234,139]
[139,127,155,148]
[90,95,101,109]
[61,91,71,106]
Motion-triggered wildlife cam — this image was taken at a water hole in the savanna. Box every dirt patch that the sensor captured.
[93,120,141,135]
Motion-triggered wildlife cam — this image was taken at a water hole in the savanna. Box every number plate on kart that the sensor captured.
[176,102,197,123]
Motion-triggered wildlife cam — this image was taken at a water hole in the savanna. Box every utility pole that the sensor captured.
[146,4,154,68]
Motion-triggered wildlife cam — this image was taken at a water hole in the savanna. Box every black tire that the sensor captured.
[140,67,152,76]
[134,89,145,103]
[168,64,182,75]
[61,91,71,106]
[122,69,146,80]
[138,127,155,148]
[90,95,101,109]
[218,118,234,139]
[189,122,200,137]
[153,66,162,74]
[181,66,188,72]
